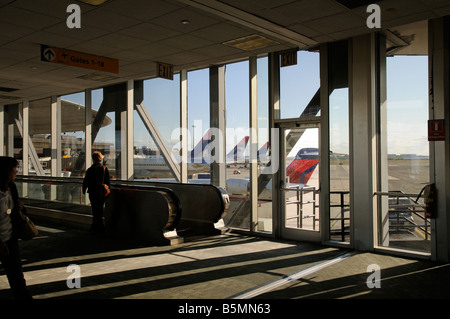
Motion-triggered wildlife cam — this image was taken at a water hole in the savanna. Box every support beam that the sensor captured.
[22,101,29,174]
[180,70,188,183]
[269,52,281,237]
[126,80,134,181]
[320,43,330,243]
[429,17,450,262]
[85,89,92,170]
[249,56,258,232]
[51,96,61,177]
[350,34,380,251]
[209,65,226,188]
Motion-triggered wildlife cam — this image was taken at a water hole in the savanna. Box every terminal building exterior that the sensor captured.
[1,0,450,262]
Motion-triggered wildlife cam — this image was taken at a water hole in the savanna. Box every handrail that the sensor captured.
[374,190,431,240]
[373,191,425,198]
[329,191,350,242]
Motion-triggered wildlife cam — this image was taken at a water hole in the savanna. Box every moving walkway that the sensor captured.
[15,176,229,245]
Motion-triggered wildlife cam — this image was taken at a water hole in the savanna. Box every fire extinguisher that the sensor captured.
[417,183,437,219]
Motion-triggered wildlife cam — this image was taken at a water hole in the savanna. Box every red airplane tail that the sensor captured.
[285,148,319,185]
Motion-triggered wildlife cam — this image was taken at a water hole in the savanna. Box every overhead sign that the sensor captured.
[428,119,446,141]
[40,44,119,74]
[280,50,297,67]
[157,62,174,80]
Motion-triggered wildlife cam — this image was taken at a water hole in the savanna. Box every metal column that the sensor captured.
[249,57,258,231]
[51,96,61,177]
[180,70,188,183]
[350,34,382,251]
[85,89,92,170]
[269,52,281,237]
[429,17,450,262]
[126,80,134,181]
[209,65,226,189]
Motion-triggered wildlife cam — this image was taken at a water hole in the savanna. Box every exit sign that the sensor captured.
[157,62,174,80]
[428,119,446,141]
[280,50,297,67]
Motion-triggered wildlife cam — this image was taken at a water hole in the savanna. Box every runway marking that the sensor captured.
[229,251,355,299]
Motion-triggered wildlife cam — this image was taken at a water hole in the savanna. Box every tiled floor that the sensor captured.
[1,221,449,302]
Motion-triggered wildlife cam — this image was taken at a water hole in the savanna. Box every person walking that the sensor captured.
[0,156,32,299]
[82,151,110,233]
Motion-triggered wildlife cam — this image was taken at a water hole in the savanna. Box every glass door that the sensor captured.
[279,121,321,241]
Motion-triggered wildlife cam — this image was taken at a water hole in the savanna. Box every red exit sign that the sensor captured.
[428,119,446,141]
[157,62,174,80]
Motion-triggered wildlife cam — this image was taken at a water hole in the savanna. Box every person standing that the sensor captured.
[0,156,32,299]
[82,151,110,233]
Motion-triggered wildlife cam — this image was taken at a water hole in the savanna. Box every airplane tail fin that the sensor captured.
[257,141,269,158]
[285,148,319,185]
[227,136,249,162]
[190,129,212,163]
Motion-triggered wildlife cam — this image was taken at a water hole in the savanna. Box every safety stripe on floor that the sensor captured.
[228,251,355,299]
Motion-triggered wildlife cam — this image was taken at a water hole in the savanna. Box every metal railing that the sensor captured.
[374,191,431,241]
[329,191,350,242]
[284,185,318,230]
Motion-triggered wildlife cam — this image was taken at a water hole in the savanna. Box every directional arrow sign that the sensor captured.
[40,44,119,74]
[42,47,56,62]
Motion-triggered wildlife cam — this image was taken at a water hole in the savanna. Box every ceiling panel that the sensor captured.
[150,7,226,33]
[117,22,182,42]
[0,0,448,104]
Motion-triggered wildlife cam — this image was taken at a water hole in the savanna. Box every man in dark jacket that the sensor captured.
[82,151,110,233]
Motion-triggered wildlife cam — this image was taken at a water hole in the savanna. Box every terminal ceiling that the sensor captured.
[0,0,448,105]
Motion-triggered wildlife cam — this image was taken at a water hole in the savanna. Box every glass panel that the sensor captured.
[280,50,320,119]
[16,180,90,214]
[133,75,180,181]
[187,68,211,178]
[381,31,431,253]
[328,41,350,243]
[60,92,86,178]
[29,98,51,176]
[223,60,250,230]
[283,127,319,231]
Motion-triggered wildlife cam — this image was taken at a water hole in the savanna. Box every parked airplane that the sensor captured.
[200,135,250,166]
[239,141,270,167]
[133,131,213,178]
[133,132,251,178]
[257,142,270,164]
[190,147,319,201]
[227,136,249,164]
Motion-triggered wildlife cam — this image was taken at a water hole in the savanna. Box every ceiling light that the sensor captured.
[78,0,109,6]
[223,34,279,51]
[180,20,190,25]
[78,73,118,81]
